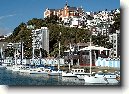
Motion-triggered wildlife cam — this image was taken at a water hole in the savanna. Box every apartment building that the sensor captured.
[32,27,49,58]
[109,30,120,57]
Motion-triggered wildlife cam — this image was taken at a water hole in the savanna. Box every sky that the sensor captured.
[0,0,120,35]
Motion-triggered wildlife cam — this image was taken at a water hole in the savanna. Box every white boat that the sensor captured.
[19,69,30,73]
[62,71,77,77]
[48,70,62,76]
[5,66,13,70]
[62,77,80,83]
[62,69,86,77]
[76,73,91,80]
[76,75,85,80]
[83,38,111,84]
[11,65,25,72]
[29,67,51,74]
[19,66,31,73]
[77,72,96,80]
[84,75,108,84]
[94,73,119,84]
[95,73,116,78]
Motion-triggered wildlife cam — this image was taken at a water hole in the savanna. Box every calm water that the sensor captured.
[0,68,85,86]
[0,68,120,86]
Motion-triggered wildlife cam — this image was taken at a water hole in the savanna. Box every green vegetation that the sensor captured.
[110,13,120,33]
[113,13,120,30]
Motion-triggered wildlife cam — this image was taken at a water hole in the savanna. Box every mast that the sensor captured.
[0,47,3,59]
[58,32,61,70]
[21,41,24,65]
[89,37,92,74]
[59,39,61,58]
[58,41,60,70]
[68,43,72,72]
[40,48,42,65]
[14,49,17,66]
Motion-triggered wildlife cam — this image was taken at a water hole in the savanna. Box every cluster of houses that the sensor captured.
[43,2,120,68]
[44,2,120,36]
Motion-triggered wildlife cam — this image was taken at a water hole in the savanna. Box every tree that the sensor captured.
[4,48,14,57]
[40,48,48,58]
[44,14,59,24]
[112,13,120,30]
[27,18,47,29]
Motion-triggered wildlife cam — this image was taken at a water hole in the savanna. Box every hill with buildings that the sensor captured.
[0,4,120,58]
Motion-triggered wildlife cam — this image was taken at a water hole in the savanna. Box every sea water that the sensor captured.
[0,68,119,86]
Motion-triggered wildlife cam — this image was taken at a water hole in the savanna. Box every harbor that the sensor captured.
[0,66,120,86]
[0,1,120,86]
[0,33,120,85]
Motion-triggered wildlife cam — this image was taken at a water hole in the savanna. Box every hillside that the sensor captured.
[1,13,120,58]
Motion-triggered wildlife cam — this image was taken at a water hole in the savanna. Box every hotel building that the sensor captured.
[32,27,49,59]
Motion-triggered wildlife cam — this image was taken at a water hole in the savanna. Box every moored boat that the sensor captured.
[62,69,86,77]
[84,75,108,84]
[48,70,62,76]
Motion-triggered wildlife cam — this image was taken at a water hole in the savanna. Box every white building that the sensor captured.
[16,59,30,65]
[30,58,65,66]
[109,30,120,57]
[32,27,49,58]
[95,57,120,68]
[3,57,13,66]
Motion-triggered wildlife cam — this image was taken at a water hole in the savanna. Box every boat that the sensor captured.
[62,77,80,83]
[48,39,63,76]
[5,66,13,71]
[76,73,91,80]
[62,71,77,77]
[11,65,23,72]
[62,69,86,77]
[83,38,109,84]
[19,66,31,73]
[84,75,108,84]
[48,69,62,76]
[94,73,119,84]
[29,67,51,74]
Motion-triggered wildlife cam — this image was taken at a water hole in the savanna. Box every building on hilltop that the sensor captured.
[44,2,84,23]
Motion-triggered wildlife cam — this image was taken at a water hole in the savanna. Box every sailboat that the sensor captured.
[62,44,87,77]
[48,34,62,76]
[62,43,77,77]
[83,38,119,84]
[12,41,24,73]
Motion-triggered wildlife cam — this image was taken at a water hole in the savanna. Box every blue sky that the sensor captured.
[0,0,120,35]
